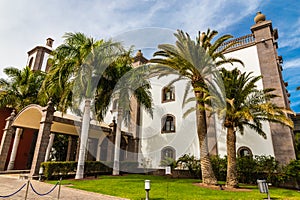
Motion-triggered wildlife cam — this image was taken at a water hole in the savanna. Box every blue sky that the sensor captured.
[0,0,299,112]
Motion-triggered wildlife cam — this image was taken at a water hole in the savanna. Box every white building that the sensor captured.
[107,12,295,169]
[0,12,295,175]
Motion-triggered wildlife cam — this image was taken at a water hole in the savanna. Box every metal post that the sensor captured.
[57,177,62,200]
[165,166,171,199]
[145,190,150,200]
[24,180,30,200]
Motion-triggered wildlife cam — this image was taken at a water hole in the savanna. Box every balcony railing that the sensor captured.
[217,34,255,52]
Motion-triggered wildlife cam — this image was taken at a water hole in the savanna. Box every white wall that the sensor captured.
[139,75,200,168]
[138,45,275,168]
[41,52,51,72]
[103,45,276,169]
[216,45,275,157]
[27,52,37,69]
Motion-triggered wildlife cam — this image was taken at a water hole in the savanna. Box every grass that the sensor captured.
[50,174,300,200]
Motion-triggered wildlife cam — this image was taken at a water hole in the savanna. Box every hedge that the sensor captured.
[41,161,139,180]
[177,154,300,187]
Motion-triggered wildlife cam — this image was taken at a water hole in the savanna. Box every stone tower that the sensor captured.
[251,12,296,164]
[27,38,54,72]
[131,50,149,161]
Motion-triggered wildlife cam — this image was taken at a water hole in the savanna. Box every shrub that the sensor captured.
[236,156,258,184]
[160,157,177,169]
[84,161,112,175]
[41,161,112,180]
[255,155,280,183]
[210,155,227,181]
[41,161,139,179]
[120,161,139,172]
[41,161,77,180]
[284,160,300,188]
[177,154,201,178]
[176,154,289,185]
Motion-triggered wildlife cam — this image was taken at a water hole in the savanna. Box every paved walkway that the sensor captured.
[0,174,129,200]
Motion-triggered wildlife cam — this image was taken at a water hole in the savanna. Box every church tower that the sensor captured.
[130,50,149,161]
[251,12,295,164]
[26,38,54,72]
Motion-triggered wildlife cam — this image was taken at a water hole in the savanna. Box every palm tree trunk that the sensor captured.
[195,91,217,185]
[75,99,91,179]
[113,108,123,175]
[226,126,238,188]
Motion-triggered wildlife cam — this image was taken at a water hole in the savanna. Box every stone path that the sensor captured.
[0,174,129,200]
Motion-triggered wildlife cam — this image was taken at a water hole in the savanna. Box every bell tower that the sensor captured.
[251,12,295,164]
[27,38,54,72]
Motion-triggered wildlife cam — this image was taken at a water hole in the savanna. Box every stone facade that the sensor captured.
[0,110,16,170]
[250,14,295,164]
[30,101,55,177]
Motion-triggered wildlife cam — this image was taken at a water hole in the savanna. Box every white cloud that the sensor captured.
[284,58,300,69]
[279,16,300,50]
[0,0,261,73]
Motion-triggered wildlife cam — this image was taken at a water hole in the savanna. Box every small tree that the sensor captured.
[0,66,46,111]
[221,68,294,188]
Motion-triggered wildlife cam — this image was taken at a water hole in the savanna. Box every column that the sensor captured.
[107,118,116,162]
[106,134,115,162]
[44,133,55,162]
[86,138,92,161]
[7,128,23,170]
[75,137,80,162]
[0,110,16,171]
[70,137,77,161]
[133,138,140,162]
[96,137,101,161]
[30,100,55,177]
[66,136,73,161]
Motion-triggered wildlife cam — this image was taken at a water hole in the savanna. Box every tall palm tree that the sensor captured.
[221,68,294,188]
[151,29,242,185]
[0,66,46,111]
[41,32,124,179]
[197,29,243,67]
[102,54,153,175]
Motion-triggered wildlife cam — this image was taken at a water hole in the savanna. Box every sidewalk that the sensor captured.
[0,174,129,200]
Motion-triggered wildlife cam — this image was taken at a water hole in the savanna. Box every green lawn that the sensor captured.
[53,174,300,200]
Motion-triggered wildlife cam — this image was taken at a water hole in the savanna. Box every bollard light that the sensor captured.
[165,166,171,175]
[39,166,44,181]
[145,180,151,190]
[145,180,150,200]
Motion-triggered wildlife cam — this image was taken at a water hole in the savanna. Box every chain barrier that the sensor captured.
[0,179,61,199]
[29,181,60,196]
[0,183,27,198]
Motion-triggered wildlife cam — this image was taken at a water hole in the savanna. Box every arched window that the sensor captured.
[161,114,175,133]
[161,146,176,161]
[237,146,253,157]
[162,86,175,102]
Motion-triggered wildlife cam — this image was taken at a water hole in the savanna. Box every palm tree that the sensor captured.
[95,51,152,175]
[220,68,294,188]
[0,66,45,111]
[151,29,242,185]
[41,32,124,179]
[197,29,243,67]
